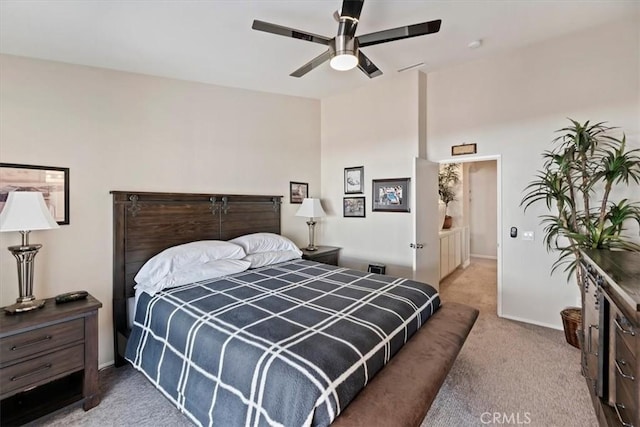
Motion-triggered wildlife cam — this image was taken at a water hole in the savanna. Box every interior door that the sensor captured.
[413,157,440,288]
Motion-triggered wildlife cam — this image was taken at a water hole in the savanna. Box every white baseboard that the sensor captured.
[470,254,498,260]
[100,361,116,370]
[500,314,562,331]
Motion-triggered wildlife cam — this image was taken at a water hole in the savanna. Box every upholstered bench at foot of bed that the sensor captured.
[331,302,479,427]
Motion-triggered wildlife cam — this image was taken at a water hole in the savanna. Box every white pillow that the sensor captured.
[136,259,251,295]
[244,250,303,269]
[229,233,300,254]
[135,240,246,287]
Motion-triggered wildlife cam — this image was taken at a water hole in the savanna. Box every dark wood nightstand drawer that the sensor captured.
[0,343,84,399]
[307,252,338,265]
[301,246,340,266]
[0,319,84,366]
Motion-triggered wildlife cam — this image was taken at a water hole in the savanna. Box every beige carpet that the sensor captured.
[422,258,597,426]
[29,259,597,427]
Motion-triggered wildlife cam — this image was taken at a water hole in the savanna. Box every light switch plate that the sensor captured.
[522,231,534,241]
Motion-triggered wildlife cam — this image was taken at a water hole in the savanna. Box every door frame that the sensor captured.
[438,154,503,317]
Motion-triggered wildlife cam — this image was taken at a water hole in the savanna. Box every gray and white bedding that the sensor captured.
[125,259,440,427]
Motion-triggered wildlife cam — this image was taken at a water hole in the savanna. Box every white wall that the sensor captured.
[468,160,497,258]
[426,17,640,328]
[320,71,422,278]
[0,54,321,366]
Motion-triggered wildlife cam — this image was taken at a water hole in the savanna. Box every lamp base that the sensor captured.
[5,241,45,315]
[305,220,318,252]
[4,299,46,314]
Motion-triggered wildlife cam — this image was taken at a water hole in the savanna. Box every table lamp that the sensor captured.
[295,198,325,251]
[0,191,59,313]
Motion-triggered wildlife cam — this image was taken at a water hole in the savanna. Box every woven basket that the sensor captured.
[561,307,582,349]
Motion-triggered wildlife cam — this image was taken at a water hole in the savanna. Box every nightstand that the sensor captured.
[300,246,341,266]
[0,294,102,425]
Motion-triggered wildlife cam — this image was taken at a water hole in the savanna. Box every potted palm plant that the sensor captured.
[439,163,460,229]
[521,119,640,347]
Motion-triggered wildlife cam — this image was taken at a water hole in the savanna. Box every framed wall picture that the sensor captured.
[343,197,366,217]
[289,181,308,204]
[0,163,70,224]
[451,143,477,156]
[344,166,364,194]
[372,178,410,212]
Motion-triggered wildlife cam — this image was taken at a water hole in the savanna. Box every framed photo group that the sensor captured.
[343,166,365,217]
[342,166,410,216]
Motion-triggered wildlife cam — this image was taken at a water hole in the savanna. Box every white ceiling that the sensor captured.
[1,1,637,100]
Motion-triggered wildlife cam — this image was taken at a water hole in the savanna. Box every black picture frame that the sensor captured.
[344,166,364,194]
[343,197,366,217]
[372,178,410,212]
[0,163,70,225]
[289,181,308,204]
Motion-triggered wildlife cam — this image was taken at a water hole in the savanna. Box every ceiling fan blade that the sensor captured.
[357,51,382,79]
[290,50,332,78]
[357,19,441,48]
[340,0,364,21]
[252,20,331,46]
[336,1,364,38]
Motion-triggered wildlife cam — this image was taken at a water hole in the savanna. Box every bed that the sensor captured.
[112,191,478,427]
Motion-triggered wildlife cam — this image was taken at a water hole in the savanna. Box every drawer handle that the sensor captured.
[11,335,52,351]
[615,359,636,381]
[10,363,53,382]
[587,324,598,356]
[615,318,636,336]
[614,403,634,427]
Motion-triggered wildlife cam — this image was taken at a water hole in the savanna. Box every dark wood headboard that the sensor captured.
[111,191,282,365]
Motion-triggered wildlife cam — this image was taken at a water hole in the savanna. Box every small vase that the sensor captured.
[442,215,453,229]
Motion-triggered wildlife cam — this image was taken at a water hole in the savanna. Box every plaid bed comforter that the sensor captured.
[125,259,440,427]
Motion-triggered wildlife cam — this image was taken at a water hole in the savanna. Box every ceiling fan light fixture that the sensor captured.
[330,53,358,71]
[252,1,442,79]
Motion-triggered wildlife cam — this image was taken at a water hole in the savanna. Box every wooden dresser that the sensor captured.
[581,250,640,427]
[0,294,102,425]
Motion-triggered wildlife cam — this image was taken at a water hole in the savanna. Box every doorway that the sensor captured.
[438,155,502,316]
[466,160,498,260]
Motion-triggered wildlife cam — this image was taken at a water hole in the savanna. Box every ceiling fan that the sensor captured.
[251,0,441,79]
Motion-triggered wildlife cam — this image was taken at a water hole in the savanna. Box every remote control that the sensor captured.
[55,290,88,304]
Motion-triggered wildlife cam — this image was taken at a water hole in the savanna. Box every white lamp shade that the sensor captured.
[295,198,326,218]
[0,192,59,232]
